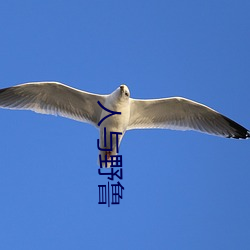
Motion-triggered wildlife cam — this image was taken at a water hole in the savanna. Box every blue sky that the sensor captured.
[0,1,249,249]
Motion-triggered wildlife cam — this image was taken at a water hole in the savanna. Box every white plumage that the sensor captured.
[0,82,249,166]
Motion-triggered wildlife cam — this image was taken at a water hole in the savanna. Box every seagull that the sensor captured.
[0,82,249,167]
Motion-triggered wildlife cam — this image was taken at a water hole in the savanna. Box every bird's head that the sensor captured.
[109,84,130,104]
[119,84,130,99]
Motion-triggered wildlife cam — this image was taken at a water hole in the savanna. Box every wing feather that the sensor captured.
[128,97,249,139]
[0,82,106,127]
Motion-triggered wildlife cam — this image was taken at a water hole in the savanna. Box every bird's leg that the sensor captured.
[106,151,111,160]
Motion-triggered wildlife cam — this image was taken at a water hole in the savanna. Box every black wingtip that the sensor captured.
[222,115,250,139]
[0,88,8,94]
[247,131,250,138]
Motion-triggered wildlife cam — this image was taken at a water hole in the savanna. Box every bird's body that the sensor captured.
[98,86,130,166]
[0,82,249,167]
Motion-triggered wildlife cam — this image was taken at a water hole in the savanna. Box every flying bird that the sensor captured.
[0,82,249,167]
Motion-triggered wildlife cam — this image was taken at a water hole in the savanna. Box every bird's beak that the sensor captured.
[120,85,125,93]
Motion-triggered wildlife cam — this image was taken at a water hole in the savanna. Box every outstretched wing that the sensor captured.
[0,82,106,127]
[128,97,249,139]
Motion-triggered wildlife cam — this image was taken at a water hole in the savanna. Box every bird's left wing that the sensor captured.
[128,97,249,139]
[0,82,106,127]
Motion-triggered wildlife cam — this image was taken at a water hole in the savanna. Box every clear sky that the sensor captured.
[0,1,249,249]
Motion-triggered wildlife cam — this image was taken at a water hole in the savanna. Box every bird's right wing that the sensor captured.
[0,82,106,127]
[128,97,249,139]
